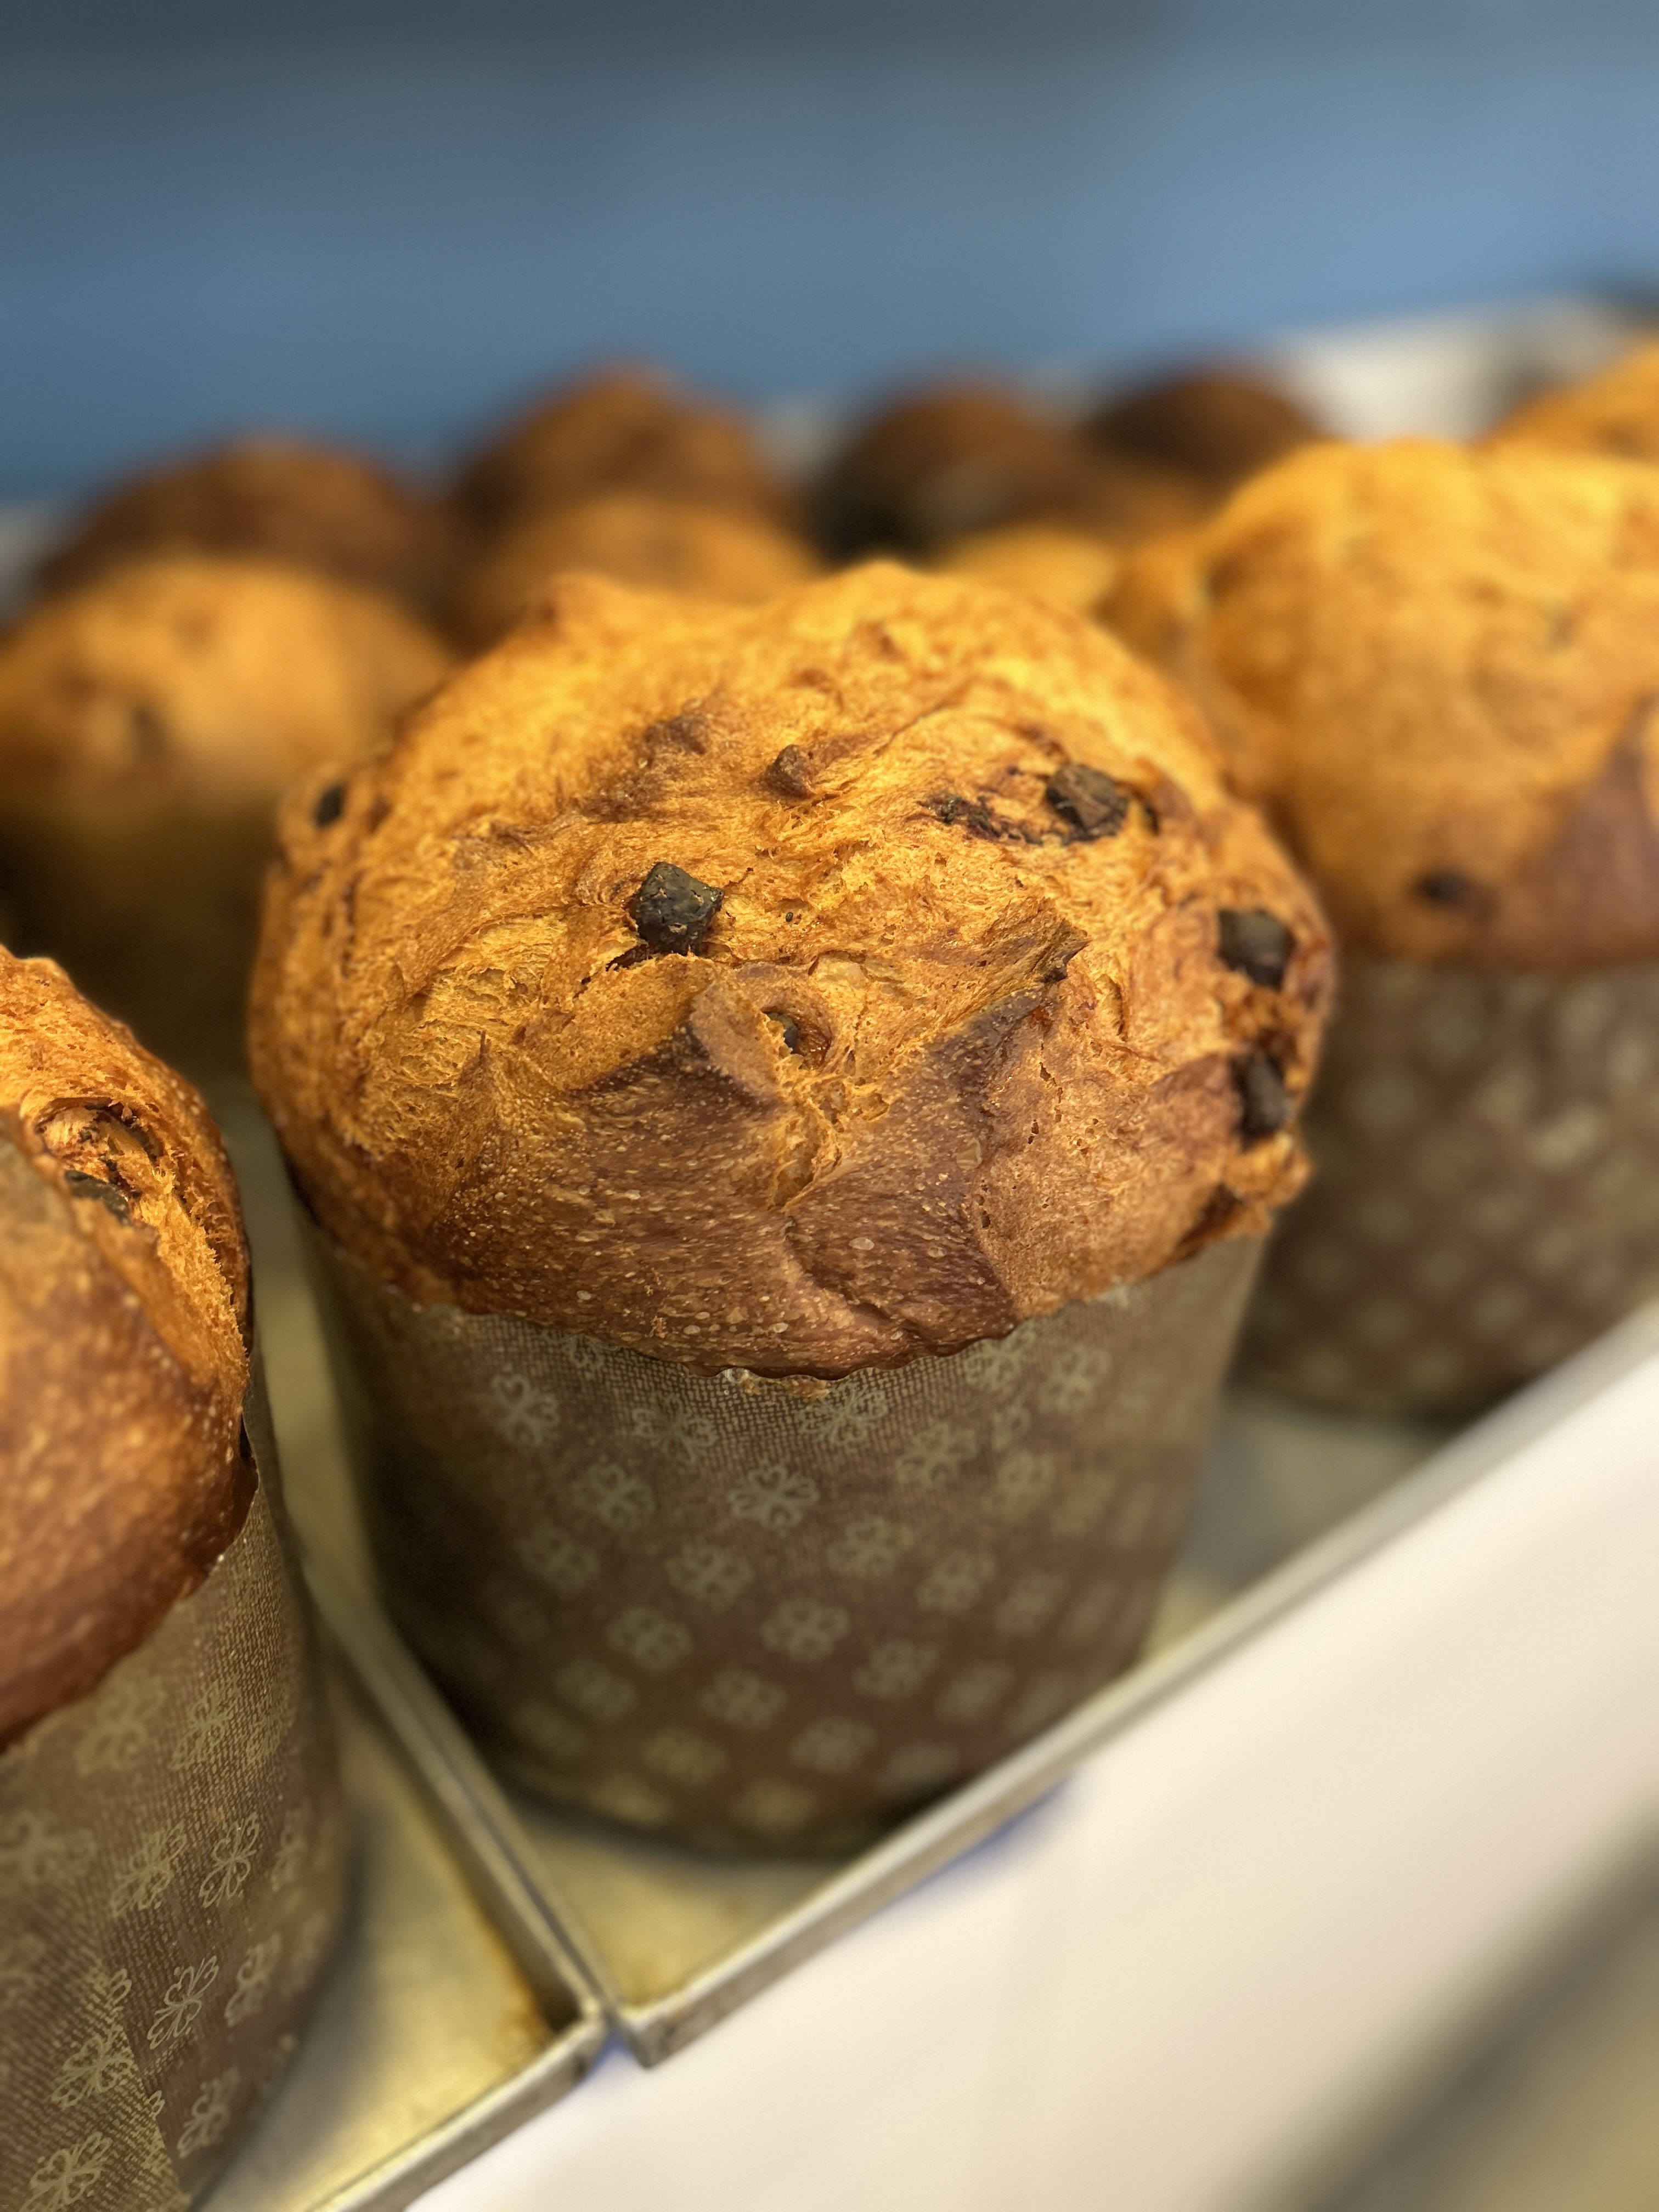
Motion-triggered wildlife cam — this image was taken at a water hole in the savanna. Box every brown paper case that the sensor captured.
[1241,953,1659,1418]
[308,1227,1260,1853]
[0,1384,348,2210]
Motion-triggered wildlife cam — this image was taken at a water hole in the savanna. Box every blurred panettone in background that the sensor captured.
[0,553,452,1076]
[810,380,1194,558]
[931,518,1123,612]
[1084,366,1323,516]
[33,434,460,613]
[453,363,797,536]
[1487,336,1659,462]
[1102,438,1659,967]
[448,488,822,648]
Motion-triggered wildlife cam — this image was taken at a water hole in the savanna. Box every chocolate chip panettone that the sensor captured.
[1085,366,1322,511]
[251,561,1331,1378]
[0,950,249,1744]
[455,365,794,536]
[35,435,458,611]
[449,490,822,648]
[1104,438,1659,967]
[0,552,452,1072]
[1106,438,1659,1413]
[930,520,1123,613]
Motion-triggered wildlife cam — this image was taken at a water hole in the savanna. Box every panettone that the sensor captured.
[931,520,1123,613]
[0,950,250,1744]
[1085,368,1321,505]
[1102,438,1659,966]
[250,561,1332,1378]
[454,365,793,535]
[35,435,457,610]
[812,382,1178,557]
[0,552,452,1069]
[1489,338,1659,463]
[449,490,822,648]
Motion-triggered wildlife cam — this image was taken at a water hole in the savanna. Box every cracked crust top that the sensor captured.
[250,562,1331,1375]
[0,951,250,1742]
[1102,439,1659,966]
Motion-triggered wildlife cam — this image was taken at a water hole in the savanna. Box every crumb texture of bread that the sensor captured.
[35,434,457,607]
[1489,339,1659,464]
[251,562,1330,1375]
[449,490,822,647]
[0,952,251,1742]
[1105,439,1659,966]
[454,365,793,533]
[0,553,453,808]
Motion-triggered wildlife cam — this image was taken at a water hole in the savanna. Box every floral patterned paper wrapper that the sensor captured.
[307,1226,1260,1854]
[0,1378,348,2211]
[1241,954,1659,1419]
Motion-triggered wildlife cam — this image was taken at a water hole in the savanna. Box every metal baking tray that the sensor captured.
[223,1088,1453,2066]
[206,1650,604,2212]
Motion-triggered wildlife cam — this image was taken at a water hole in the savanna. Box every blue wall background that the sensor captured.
[3,0,1659,495]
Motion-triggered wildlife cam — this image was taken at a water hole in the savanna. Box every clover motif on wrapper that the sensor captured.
[606,1606,694,1674]
[825,1516,915,1581]
[639,1728,730,1787]
[269,1805,309,1894]
[792,1375,890,1451]
[283,1910,333,1996]
[0,1932,48,2010]
[629,1402,719,1463]
[663,1542,754,1611]
[729,1778,818,1839]
[788,1717,877,1776]
[568,1460,657,1532]
[487,1371,561,1448]
[994,1570,1070,1638]
[727,1463,819,1533]
[48,2030,138,2111]
[146,1958,220,2051]
[0,1812,95,1892]
[177,2068,241,2159]
[199,1815,261,1908]
[914,1549,998,1616]
[172,1683,238,1773]
[853,1640,939,1701]
[517,1524,600,1596]
[759,1598,851,1665]
[225,1936,283,2026]
[556,1658,639,1723]
[72,1674,168,1778]
[109,1822,188,1915]
[510,1700,590,1764]
[893,1420,977,1492]
[24,2129,111,2210]
[697,1668,788,1730]
[934,1662,1015,1725]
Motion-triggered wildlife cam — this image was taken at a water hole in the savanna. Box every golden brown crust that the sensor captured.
[448,492,822,649]
[812,382,1181,557]
[454,366,793,534]
[1488,340,1659,463]
[0,554,453,1072]
[0,554,453,806]
[0,951,250,1743]
[35,435,458,609]
[1086,369,1322,498]
[1103,439,1659,966]
[250,562,1331,1375]
[932,521,1123,613]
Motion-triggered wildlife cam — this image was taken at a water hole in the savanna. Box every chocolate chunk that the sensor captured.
[1045,762,1130,839]
[1236,1051,1294,1142]
[606,943,653,972]
[927,793,1024,841]
[1218,907,1292,988]
[63,1168,131,1221]
[766,744,816,799]
[313,782,346,828]
[767,1012,803,1053]
[627,862,724,955]
[1415,868,1478,907]
[1041,928,1088,982]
